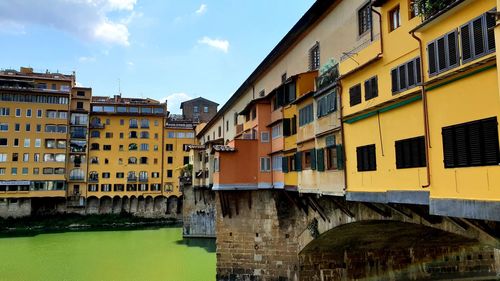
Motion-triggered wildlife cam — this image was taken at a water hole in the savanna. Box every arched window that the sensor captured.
[140,119,149,128]
[89,171,99,181]
[140,131,149,139]
[139,171,148,181]
[128,143,138,151]
[129,119,138,128]
[90,131,100,138]
[90,117,101,126]
[90,157,99,164]
[140,157,148,164]
[127,171,136,180]
[128,157,137,164]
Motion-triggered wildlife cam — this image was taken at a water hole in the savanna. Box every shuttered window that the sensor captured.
[391,57,421,94]
[364,76,378,101]
[442,117,500,168]
[317,91,337,118]
[349,84,362,106]
[356,144,376,171]
[427,30,459,76]
[460,11,496,64]
[282,156,289,173]
[317,148,325,172]
[395,136,426,169]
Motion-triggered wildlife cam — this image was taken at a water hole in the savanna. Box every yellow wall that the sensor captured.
[164,127,195,197]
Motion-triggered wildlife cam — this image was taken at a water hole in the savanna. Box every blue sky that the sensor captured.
[0,0,314,113]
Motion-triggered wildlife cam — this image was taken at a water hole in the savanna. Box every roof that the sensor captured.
[212,145,236,153]
[91,95,163,105]
[239,96,270,115]
[188,144,206,151]
[197,0,340,137]
[371,0,387,7]
[180,97,219,109]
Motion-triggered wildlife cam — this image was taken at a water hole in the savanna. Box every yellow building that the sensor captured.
[88,96,167,199]
[0,67,75,207]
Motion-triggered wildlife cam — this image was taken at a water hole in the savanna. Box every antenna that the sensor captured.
[118,78,121,97]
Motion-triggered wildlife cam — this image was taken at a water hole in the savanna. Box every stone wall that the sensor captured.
[0,198,31,218]
[182,185,216,238]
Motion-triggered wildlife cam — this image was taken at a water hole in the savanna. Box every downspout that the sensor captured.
[338,83,348,192]
[410,31,431,189]
[371,7,383,53]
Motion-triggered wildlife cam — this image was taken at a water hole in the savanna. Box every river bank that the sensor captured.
[0,213,181,236]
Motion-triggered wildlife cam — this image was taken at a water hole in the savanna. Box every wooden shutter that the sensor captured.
[407,60,415,87]
[283,118,291,137]
[442,127,456,168]
[455,126,468,167]
[428,42,437,75]
[437,37,447,71]
[415,58,422,84]
[350,85,361,106]
[317,148,325,172]
[282,156,289,173]
[356,147,363,171]
[372,77,378,98]
[447,31,459,67]
[472,17,485,57]
[336,144,344,170]
[311,149,317,170]
[398,65,406,90]
[468,121,482,166]
[364,79,372,100]
[482,118,500,165]
[291,116,297,135]
[461,23,472,62]
[395,141,403,169]
[486,12,496,52]
[368,145,376,171]
[391,68,398,93]
[418,137,426,167]
[295,152,302,171]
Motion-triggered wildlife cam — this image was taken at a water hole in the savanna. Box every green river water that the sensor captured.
[0,227,216,281]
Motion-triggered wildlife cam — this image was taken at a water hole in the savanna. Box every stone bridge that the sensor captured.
[208,190,500,281]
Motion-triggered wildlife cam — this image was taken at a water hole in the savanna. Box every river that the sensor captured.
[0,227,216,281]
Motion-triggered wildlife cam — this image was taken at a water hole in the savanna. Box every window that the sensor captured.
[23,153,29,162]
[129,119,138,128]
[24,139,30,148]
[303,150,315,170]
[140,131,149,139]
[391,57,421,94]
[356,144,376,171]
[114,184,125,191]
[261,131,270,143]
[128,157,137,164]
[0,123,8,132]
[0,154,6,162]
[103,145,111,151]
[213,157,220,172]
[26,109,32,117]
[389,5,400,31]
[14,123,20,132]
[102,172,111,179]
[33,168,39,175]
[167,156,173,164]
[299,104,314,126]
[15,108,21,117]
[77,91,85,96]
[272,156,282,171]
[442,117,499,168]
[0,108,9,116]
[364,76,378,101]
[428,30,459,76]
[88,184,98,192]
[183,156,189,165]
[326,146,339,170]
[317,91,337,118]
[349,84,362,106]
[11,168,17,175]
[395,136,426,169]
[167,170,173,178]
[204,106,209,113]
[140,143,149,151]
[35,139,41,148]
[0,139,7,146]
[140,119,149,128]
[120,119,124,125]
[25,124,30,132]
[152,172,160,178]
[12,153,18,162]
[460,12,496,64]
[309,43,320,71]
[90,143,99,150]
[140,157,148,164]
[177,132,186,138]
[409,0,419,19]
[34,154,40,162]
[194,106,199,113]
[76,102,84,109]
[129,143,138,151]
[116,173,124,179]
[358,2,372,35]
[272,124,282,139]
[166,144,173,151]
[129,131,138,138]
[36,124,41,132]
[13,139,18,147]
[260,157,271,172]
[105,132,113,138]
[218,126,222,137]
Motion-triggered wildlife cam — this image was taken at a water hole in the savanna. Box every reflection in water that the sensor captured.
[176,237,216,253]
[0,227,216,281]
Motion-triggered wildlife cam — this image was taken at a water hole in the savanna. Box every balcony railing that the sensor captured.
[70,132,87,139]
[139,177,148,182]
[88,177,99,183]
[316,63,339,91]
[69,176,85,181]
[89,123,104,129]
[127,177,138,182]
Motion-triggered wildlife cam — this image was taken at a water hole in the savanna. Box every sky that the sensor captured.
[0,0,315,113]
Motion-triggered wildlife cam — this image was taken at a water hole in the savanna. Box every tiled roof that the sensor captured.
[212,145,236,152]
[188,144,206,150]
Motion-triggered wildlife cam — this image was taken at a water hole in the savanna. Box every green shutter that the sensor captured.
[317,148,325,172]
[282,156,289,173]
[311,149,316,170]
[295,152,302,171]
[337,144,344,170]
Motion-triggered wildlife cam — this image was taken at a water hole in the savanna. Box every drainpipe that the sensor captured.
[338,83,348,192]
[371,7,383,54]
[410,31,431,189]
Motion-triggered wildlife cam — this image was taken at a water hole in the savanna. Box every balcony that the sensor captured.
[139,177,148,183]
[316,63,339,91]
[70,132,87,139]
[88,177,99,183]
[127,177,138,183]
[69,176,85,182]
[89,123,104,129]
[236,124,244,135]
[416,0,462,20]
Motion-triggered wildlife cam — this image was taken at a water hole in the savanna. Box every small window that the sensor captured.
[194,106,199,113]
[391,57,421,94]
[326,146,338,170]
[364,76,378,101]
[358,2,372,35]
[303,150,312,170]
[272,124,282,139]
[299,104,314,126]
[309,43,320,71]
[349,84,362,106]
[204,106,209,113]
[261,131,270,143]
[356,144,376,171]
[260,157,271,172]
[389,6,400,32]
[409,0,419,19]
[317,91,337,118]
[167,156,173,164]
[167,170,173,178]
[166,144,173,151]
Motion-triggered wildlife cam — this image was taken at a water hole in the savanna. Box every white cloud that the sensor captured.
[195,4,207,15]
[198,36,229,53]
[0,0,138,46]
[78,56,96,63]
[162,93,193,114]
